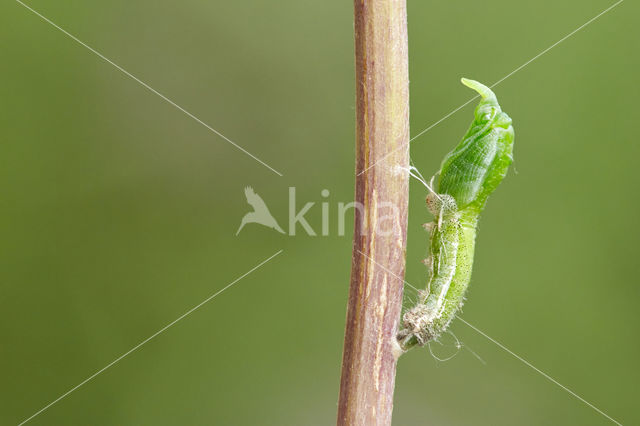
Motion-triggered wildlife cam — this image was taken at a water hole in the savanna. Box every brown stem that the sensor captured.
[337,1,410,425]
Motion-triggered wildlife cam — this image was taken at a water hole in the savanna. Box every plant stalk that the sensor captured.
[337,0,410,425]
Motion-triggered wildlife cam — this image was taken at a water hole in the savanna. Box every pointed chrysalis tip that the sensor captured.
[460,78,496,101]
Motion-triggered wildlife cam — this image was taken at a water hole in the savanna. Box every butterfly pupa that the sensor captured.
[398,78,514,350]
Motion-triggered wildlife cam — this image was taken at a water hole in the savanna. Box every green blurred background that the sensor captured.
[1,0,638,424]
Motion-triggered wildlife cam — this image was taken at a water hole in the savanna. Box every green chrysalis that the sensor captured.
[398,78,514,350]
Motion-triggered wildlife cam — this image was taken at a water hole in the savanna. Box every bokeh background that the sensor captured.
[1,0,638,424]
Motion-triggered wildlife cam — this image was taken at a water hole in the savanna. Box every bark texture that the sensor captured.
[337,0,410,424]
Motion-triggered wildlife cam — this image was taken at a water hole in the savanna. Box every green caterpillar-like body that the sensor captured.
[398,79,514,350]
